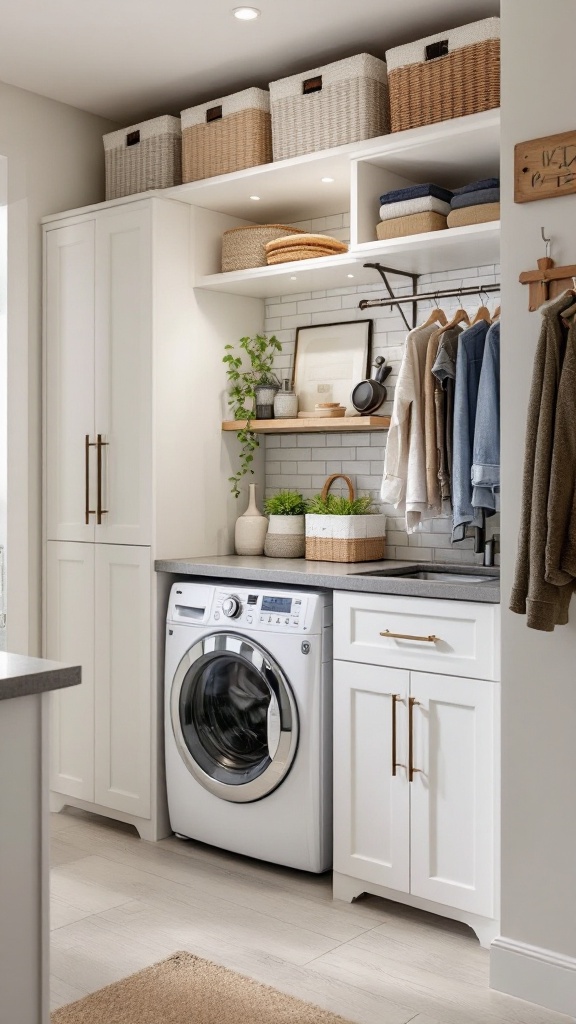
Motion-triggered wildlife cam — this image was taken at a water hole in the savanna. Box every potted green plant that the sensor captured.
[305,474,386,562]
[263,491,308,558]
[223,333,282,498]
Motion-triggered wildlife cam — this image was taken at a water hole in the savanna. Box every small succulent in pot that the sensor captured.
[263,490,308,559]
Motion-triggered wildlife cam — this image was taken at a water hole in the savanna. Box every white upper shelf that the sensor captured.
[196,222,500,298]
[164,109,500,225]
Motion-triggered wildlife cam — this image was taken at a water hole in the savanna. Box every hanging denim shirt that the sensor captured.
[452,320,490,542]
[472,321,500,515]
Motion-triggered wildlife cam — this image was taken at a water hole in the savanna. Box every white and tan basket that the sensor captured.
[386,18,500,132]
[305,475,386,563]
[221,224,305,273]
[103,116,182,201]
[269,53,390,161]
[181,88,272,182]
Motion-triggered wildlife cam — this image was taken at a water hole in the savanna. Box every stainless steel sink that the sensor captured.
[349,565,499,584]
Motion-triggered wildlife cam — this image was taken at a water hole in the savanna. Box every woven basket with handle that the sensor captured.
[305,474,386,563]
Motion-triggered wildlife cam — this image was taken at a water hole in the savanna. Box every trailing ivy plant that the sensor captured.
[307,493,376,515]
[223,333,282,497]
[263,490,308,516]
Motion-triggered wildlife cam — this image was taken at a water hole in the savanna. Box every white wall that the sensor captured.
[0,81,117,655]
[491,0,576,1014]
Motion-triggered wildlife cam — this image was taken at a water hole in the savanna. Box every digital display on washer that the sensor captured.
[261,596,292,614]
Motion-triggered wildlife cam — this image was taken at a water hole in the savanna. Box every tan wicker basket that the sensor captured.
[305,475,386,563]
[103,116,181,201]
[221,224,305,273]
[386,18,500,133]
[181,88,272,182]
[269,54,389,161]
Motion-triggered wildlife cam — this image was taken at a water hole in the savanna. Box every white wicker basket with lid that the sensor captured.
[103,115,181,200]
[269,53,389,161]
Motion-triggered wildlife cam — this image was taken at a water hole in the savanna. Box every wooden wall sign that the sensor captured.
[515,129,576,203]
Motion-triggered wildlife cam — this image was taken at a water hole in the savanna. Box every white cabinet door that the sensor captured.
[94,209,152,546]
[45,222,96,542]
[94,544,151,817]
[46,541,95,800]
[409,671,496,918]
[333,660,410,892]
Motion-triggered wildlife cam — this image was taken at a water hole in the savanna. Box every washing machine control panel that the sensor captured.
[212,589,309,631]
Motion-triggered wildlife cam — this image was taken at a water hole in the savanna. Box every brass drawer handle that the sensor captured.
[85,435,97,524]
[96,434,109,524]
[380,630,439,644]
[391,694,405,777]
[408,697,423,783]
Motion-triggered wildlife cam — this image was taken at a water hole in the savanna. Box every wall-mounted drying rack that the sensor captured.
[358,263,500,330]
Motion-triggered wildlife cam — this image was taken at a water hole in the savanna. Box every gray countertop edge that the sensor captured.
[0,653,81,702]
[154,556,500,604]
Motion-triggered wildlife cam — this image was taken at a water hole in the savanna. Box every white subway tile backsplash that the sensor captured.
[297,296,342,314]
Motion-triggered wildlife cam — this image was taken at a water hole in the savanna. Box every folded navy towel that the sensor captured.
[379,182,453,206]
[451,187,500,210]
[452,177,500,196]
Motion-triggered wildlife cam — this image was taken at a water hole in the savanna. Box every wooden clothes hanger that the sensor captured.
[420,306,448,329]
[472,304,492,324]
[492,304,501,321]
[441,307,471,332]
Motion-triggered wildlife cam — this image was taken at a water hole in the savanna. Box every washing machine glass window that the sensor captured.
[170,632,299,803]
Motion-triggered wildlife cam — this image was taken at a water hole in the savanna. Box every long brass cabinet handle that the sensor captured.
[96,434,109,524]
[408,697,423,783]
[381,630,439,644]
[391,694,405,777]
[85,435,97,524]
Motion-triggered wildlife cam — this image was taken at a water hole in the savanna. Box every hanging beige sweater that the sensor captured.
[510,292,576,631]
[380,323,437,531]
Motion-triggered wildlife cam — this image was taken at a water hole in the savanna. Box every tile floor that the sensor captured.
[50,809,572,1024]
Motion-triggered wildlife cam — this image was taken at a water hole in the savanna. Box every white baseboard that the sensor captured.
[491,936,576,1017]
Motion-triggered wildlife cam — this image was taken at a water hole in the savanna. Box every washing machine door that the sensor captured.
[170,631,299,803]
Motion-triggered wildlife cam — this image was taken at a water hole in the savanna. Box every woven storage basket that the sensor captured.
[103,116,181,201]
[269,54,389,161]
[305,475,386,563]
[221,224,305,273]
[447,202,500,228]
[376,211,447,240]
[181,88,272,182]
[386,18,500,133]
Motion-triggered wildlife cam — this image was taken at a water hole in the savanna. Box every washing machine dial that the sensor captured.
[222,596,242,619]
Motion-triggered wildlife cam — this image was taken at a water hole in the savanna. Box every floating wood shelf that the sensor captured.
[222,416,391,434]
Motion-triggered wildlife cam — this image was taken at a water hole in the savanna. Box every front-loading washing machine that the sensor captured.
[164,580,333,872]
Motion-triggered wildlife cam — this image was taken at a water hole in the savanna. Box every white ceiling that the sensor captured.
[0,0,499,125]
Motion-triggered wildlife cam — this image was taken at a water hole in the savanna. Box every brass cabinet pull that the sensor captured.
[381,630,439,643]
[85,435,97,524]
[96,434,109,524]
[408,697,423,782]
[391,694,405,776]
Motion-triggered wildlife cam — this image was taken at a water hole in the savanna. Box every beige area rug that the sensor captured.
[51,950,355,1024]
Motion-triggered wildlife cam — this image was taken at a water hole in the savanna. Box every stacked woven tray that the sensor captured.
[265,233,348,265]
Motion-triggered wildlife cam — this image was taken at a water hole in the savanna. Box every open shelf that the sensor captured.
[222,416,390,433]
[196,221,500,298]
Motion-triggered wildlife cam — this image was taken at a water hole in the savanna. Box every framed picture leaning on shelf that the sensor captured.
[293,320,373,416]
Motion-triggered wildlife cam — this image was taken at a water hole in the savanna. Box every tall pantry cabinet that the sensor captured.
[43,196,263,839]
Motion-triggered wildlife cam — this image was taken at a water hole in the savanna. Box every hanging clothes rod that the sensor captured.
[359,283,501,311]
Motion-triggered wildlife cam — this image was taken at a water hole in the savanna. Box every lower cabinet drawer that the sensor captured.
[334,591,500,680]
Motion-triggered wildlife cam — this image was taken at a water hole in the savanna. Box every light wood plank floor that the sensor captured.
[50,809,572,1024]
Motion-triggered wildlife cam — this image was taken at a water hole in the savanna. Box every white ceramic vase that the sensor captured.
[235,484,268,555]
[264,514,305,558]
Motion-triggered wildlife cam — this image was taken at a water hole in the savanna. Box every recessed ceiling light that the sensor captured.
[249,195,261,201]
[233,6,261,19]
[321,176,335,183]
[347,274,354,278]
[290,276,297,281]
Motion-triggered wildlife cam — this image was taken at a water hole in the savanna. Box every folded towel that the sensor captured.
[379,182,453,206]
[451,188,500,210]
[376,211,447,240]
[447,203,500,228]
[452,177,500,195]
[379,196,451,221]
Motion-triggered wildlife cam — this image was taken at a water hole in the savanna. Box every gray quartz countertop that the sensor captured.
[155,555,500,604]
[0,652,81,702]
